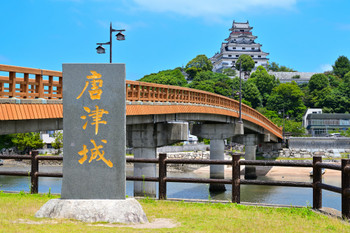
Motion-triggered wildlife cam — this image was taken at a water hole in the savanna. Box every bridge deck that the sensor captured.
[0,65,282,139]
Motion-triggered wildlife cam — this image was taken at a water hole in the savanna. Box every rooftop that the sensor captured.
[307,113,350,120]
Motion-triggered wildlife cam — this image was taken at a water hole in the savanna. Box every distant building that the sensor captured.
[303,108,323,128]
[268,72,318,84]
[306,113,350,136]
[211,20,269,73]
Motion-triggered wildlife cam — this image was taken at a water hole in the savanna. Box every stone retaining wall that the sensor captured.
[261,148,350,159]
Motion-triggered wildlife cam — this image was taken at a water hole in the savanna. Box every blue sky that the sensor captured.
[1,0,350,80]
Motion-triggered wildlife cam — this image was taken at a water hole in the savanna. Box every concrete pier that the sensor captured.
[127,122,188,197]
[192,123,243,192]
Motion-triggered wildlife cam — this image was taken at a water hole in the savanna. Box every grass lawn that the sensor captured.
[0,192,349,232]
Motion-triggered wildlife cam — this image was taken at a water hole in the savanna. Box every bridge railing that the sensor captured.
[0,65,62,99]
[126,80,282,137]
[0,64,282,138]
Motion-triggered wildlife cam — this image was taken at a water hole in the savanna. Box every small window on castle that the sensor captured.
[251,55,253,57]
[240,30,244,32]
[251,48,255,50]
[236,55,239,57]
[258,55,261,58]
[255,61,258,63]
[228,55,232,57]
[242,47,245,50]
[233,47,236,49]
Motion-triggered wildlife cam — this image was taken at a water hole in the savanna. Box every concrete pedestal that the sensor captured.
[209,139,226,192]
[35,198,148,224]
[134,147,157,197]
[245,145,257,179]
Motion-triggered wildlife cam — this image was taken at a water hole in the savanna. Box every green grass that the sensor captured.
[0,192,349,232]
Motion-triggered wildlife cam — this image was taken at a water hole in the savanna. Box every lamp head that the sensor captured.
[116,32,125,41]
[96,45,106,54]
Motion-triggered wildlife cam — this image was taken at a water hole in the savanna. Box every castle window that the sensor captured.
[251,48,255,50]
[236,55,239,57]
[258,55,261,58]
[242,47,245,50]
[228,55,232,57]
[233,47,236,49]
[251,55,253,57]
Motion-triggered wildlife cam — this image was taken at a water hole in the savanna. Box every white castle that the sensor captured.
[211,21,269,72]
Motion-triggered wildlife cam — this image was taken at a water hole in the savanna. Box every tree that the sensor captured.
[139,68,187,87]
[235,54,255,72]
[242,80,262,108]
[11,132,44,154]
[188,71,234,97]
[52,131,63,155]
[267,62,296,72]
[222,68,237,77]
[266,81,306,121]
[308,74,329,93]
[332,55,350,78]
[249,66,278,105]
[0,134,14,150]
[185,55,213,80]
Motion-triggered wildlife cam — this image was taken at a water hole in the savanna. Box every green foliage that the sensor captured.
[185,54,213,80]
[188,70,234,97]
[341,128,350,137]
[0,134,15,149]
[222,68,237,76]
[267,61,297,72]
[332,55,350,78]
[235,54,255,72]
[249,66,278,105]
[266,81,306,121]
[11,132,44,153]
[328,75,341,88]
[51,131,63,154]
[257,107,305,135]
[242,80,262,108]
[308,73,329,93]
[139,68,187,86]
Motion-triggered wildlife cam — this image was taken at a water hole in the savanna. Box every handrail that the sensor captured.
[0,64,282,138]
[1,152,349,218]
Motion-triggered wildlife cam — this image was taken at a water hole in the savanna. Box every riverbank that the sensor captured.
[194,162,341,179]
[0,192,349,232]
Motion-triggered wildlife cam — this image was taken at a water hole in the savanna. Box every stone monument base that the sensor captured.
[35,198,148,224]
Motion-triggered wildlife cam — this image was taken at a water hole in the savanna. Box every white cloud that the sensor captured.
[320,64,332,72]
[131,0,298,18]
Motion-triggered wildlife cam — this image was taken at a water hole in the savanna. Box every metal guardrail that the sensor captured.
[0,152,349,218]
[0,64,283,138]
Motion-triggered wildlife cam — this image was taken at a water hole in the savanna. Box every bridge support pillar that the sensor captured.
[127,122,188,197]
[234,134,260,179]
[192,123,241,192]
[133,147,157,197]
[209,139,226,192]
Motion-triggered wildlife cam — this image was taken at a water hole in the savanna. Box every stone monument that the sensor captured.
[35,64,148,223]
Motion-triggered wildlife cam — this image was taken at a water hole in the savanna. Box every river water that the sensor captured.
[0,165,341,211]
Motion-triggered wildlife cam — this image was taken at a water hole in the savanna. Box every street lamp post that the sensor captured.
[238,61,242,123]
[96,22,125,63]
[232,62,243,123]
[279,107,287,144]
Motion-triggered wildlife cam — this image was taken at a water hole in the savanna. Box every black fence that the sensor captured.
[0,152,349,218]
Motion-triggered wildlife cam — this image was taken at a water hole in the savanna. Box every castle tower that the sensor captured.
[211,21,269,73]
